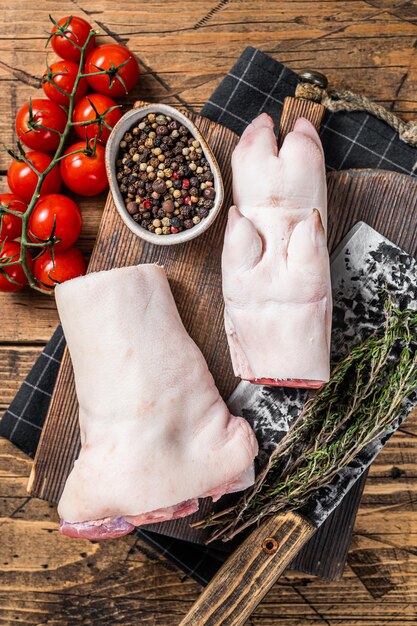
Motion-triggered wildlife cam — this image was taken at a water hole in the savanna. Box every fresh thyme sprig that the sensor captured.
[193,299,417,542]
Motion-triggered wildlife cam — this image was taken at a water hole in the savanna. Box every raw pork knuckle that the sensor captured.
[222,114,332,388]
[56,264,258,539]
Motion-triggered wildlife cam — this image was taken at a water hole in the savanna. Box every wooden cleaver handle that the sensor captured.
[179,95,325,626]
[179,511,316,626]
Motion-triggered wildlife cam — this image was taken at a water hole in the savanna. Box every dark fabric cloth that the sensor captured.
[1,46,416,587]
[202,47,417,176]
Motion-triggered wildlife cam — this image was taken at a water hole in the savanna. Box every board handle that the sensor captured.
[279,95,325,143]
[179,511,316,626]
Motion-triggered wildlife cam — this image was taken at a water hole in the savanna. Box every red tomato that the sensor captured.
[42,60,88,106]
[0,194,27,242]
[60,141,108,196]
[8,151,62,202]
[50,16,95,63]
[73,94,121,144]
[85,44,139,97]
[29,194,82,251]
[34,247,86,291]
[0,241,32,292]
[16,99,67,153]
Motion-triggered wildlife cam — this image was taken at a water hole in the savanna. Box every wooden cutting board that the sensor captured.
[28,104,417,577]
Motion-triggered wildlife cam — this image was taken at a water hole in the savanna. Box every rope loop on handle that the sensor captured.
[295,82,417,147]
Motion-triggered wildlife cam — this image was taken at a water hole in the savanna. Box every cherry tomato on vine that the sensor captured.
[42,60,88,106]
[73,94,121,144]
[0,194,27,242]
[34,247,86,291]
[16,99,67,153]
[85,44,139,97]
[60,141,108,196]
[50,16,96,63]
[0,240,32,293]
[7,151,62,202]
[28,194,82,252]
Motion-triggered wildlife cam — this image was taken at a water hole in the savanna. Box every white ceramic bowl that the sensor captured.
[105,103,224,246]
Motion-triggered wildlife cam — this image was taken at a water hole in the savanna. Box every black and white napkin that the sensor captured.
[1,46,416,587]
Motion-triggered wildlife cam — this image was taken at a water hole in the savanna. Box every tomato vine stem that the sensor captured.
[1,18,119,293]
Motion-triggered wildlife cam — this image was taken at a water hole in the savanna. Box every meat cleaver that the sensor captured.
[179,222,417,625]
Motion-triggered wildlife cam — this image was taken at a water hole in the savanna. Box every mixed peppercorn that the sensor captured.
[116,112,216,235]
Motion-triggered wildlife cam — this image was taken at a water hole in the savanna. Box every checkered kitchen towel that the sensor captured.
[1,47,416,587]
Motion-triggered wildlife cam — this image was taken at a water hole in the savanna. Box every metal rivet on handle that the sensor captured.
[298,70,328,89]
[262,537,279,554]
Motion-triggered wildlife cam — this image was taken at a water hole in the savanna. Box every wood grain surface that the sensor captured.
[179,512,317,626]
[1,2,417,624]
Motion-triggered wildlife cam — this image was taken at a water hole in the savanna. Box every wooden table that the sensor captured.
[1,2,416,624]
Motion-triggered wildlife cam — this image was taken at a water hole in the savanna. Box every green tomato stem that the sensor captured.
[3,25,98,294]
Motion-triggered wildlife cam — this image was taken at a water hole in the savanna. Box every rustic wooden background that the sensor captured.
[1,1,416,624]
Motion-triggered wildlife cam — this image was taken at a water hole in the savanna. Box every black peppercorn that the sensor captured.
[198,207,209,218]
[178,165,190,177]
[152,179,167,194]
[162,199,174,213]
[203,187,215,200]
[126,201,138,215]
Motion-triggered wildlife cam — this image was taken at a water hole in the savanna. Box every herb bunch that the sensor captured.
[194,300,417,542]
